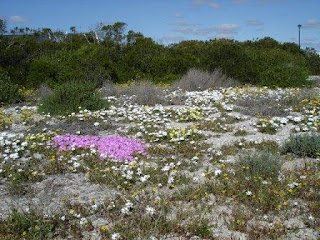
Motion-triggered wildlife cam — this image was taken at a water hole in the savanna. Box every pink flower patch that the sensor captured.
[53,134,146,161]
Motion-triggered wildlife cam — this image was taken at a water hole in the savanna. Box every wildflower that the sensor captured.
[93,122,100,127]
[121,200,133,215]
[145,206,156,216]
[91,203,98,211]
[69,209,75,215]
[111,233,121,240]
[60,215,66,221]
[79,217,88,225]
[214,169,222,176]
[100,225,109,232]
[140,175,150,182]
[246,191,252,196]
[53,135,146,161]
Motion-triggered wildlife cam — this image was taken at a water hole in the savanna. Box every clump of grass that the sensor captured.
[120,80,167,106]
[0,209,57,239]
[37,83,53,100]
[100,80,118,97]
[236,151,283,180]
[282,133,320,158]
[236,95,288,117]
[208,151,286,212]
[234,129,248,136]
[171,68,240,91]
[38,81,109,116]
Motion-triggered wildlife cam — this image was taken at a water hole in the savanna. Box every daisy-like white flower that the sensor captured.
[246,190,252,196]
[214,169,222,176]
[145,206,156,216]
[111,233,121,240]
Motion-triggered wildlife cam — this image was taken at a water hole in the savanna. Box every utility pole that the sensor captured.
[298,24,302,49]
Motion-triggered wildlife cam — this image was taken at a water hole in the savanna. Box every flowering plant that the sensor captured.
[53,134,146,161]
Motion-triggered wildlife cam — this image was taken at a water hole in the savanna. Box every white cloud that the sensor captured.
[9,15,28,22]
[211,23,240,33]
[246,19,264,27]
[232,0,248,3]
[215,33,235,39]
[192,0,221,9]
[174,13,183,18]
[173,23,239,37]
[160,35,186,42]
[304,19,320,29]
[171,21,201,27]
[303,37,318,43]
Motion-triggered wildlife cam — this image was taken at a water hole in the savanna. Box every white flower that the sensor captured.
[293,117,302,122]
[73,162,80,168]
[140,175,150,183]
[79,217,88,225]
[191,156,199,161]
[121,200,133,215]
[308,215,314,221]
[145,206,156,216]
[60,215,66,221]
[91,204,98,211]
[93,122,100,127]
[246,190,252,196]
[111,233,121,240]
[214,169,222,176]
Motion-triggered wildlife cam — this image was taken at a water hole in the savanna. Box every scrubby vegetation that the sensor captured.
[0,21,319,240]
[38,81,109,116]
[0,71,23,105]
[283,133,320,158]
[0,22,319,96]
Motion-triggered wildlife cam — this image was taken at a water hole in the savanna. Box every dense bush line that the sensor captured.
[0,22,319,93]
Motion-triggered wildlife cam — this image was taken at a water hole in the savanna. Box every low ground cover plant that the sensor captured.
[53,134,146,161]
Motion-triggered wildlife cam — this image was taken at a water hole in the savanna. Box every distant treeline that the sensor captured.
[0,22,319,88]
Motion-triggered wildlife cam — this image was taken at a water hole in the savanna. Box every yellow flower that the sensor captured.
[69,209,75,214]
[100,225,109,232]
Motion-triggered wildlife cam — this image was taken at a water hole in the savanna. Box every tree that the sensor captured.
[101,22,127,45]
[0,18,6,35]
[70,26,76,33]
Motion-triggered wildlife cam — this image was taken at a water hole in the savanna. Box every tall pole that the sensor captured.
[298,24,302,49]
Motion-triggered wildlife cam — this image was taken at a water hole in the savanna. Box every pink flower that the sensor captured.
[53,134,146,161]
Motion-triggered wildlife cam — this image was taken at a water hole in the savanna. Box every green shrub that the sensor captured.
[282,133,320,158]
[236,151,282,180]
[205,42,310,87]
[0,72,23,105]
[38,81,109,116]
[27,45,117,88]
[257,48,310,87]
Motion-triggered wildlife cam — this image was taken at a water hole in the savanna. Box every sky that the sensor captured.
[1,0,320,52]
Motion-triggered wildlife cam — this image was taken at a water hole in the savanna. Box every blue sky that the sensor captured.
[1,0,320,51]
